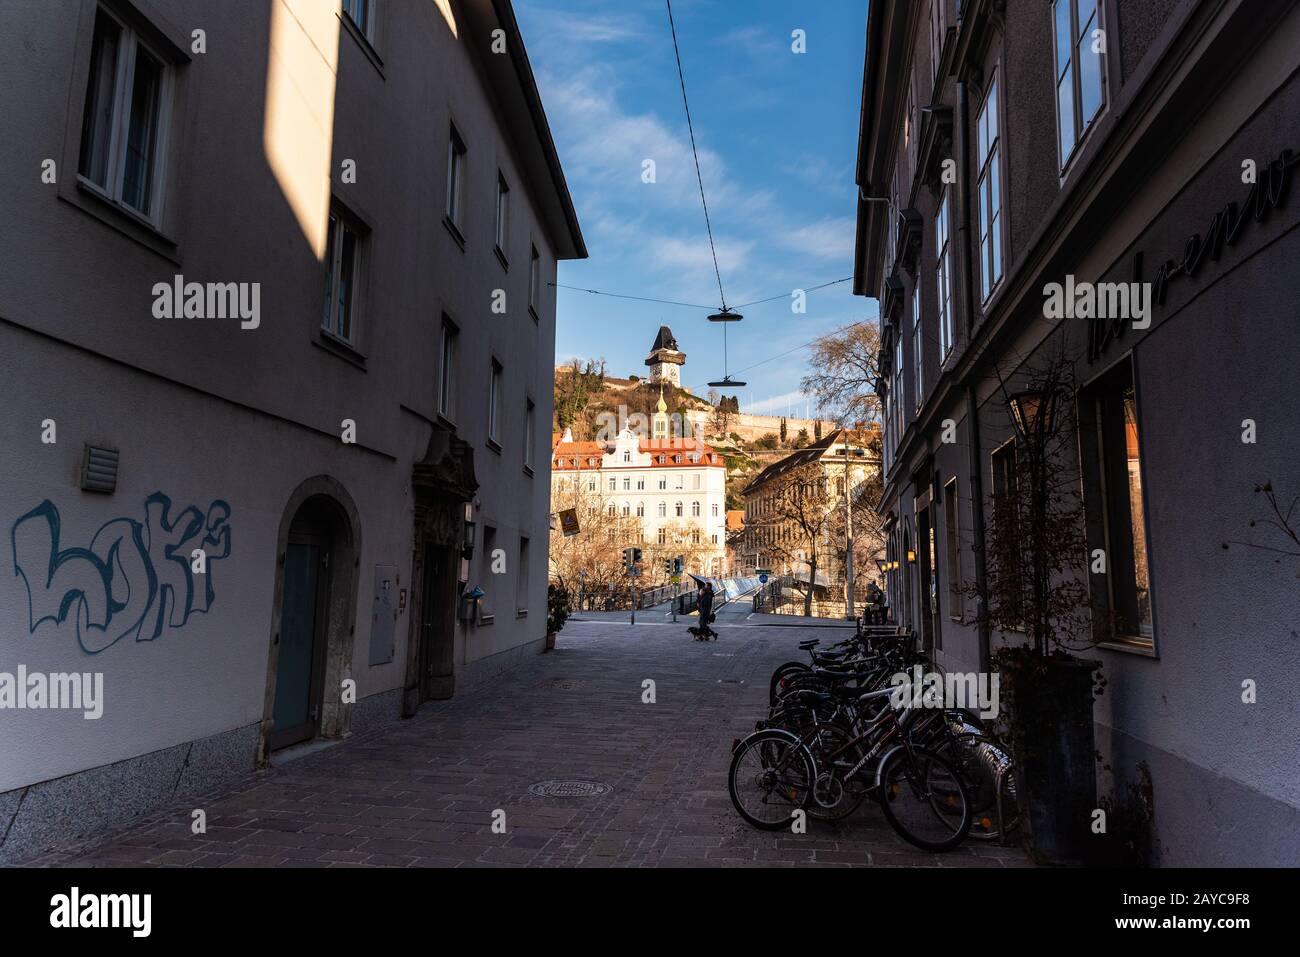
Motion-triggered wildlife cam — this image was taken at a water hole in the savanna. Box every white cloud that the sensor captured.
[779,217,857,262]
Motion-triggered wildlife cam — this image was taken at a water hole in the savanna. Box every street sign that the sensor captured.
[759,574,769,584]
[671,575,681,584]
[559,509,580,537]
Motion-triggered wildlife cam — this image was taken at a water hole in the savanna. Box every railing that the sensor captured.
[566,576,763,615]
[750,576,883,620]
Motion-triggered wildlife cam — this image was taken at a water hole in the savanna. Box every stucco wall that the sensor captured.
[0,0,567,809]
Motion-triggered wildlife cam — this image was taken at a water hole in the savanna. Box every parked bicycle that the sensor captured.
[728,624,1021,850]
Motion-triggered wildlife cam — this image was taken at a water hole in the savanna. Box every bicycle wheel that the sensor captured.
[937,732,1021,841]
[769,662,811,705]
[728,729,815,831]
[877,746,972,852]
[802,722,869,822]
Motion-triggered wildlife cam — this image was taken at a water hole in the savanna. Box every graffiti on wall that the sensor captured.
[10,493,232,655]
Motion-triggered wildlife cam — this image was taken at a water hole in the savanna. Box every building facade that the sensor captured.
[550,395,728,577]
[855,0,1300,864]
[0,0,583,862]
[739,428,880,586]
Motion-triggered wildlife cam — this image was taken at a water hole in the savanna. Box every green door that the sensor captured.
[270,541,326,749]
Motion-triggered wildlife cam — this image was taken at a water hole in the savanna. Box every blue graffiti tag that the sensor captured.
[10,493,232,654]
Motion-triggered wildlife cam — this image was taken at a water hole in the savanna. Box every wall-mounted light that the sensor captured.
[461,500,476,560]
[907,550,916,563]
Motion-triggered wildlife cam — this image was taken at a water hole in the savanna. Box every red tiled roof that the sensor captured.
[550,434,725,470]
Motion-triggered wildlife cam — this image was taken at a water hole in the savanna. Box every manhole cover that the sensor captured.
[528,780,612,798]
[537,678,584,690]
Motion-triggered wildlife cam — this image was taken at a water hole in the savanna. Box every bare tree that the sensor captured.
[824,430,887,605]
[763,461,840,616]
[973,357,1093,654]
[548,473,640,604]
[709,397,733,440]
[800,321,882,425]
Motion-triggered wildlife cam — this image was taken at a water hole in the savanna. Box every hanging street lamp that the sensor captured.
[1008,388,1058,441]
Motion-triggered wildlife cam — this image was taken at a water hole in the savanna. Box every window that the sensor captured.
[487,359,502,446]
[944,478,962,619]
[516,536,530,613]
[675,474,684,490]
[623,451,631,463]
[675,502,683,517]
[912,289,923,411]
[894,329,905,438]
[692,501,700,517]
[524,399,535,471]
[692,474,701,490]
[636,503,644,517]
[936,192,954,359]
[658,502,666,517]
[991,440,1017,500]
[929,0,948,80]
[323,208,365,344]
[495,173,510,262]
[975,73,1004,302]
[622,503,630,517]
[446,124,466,232]
[1052,0,1106,170]
[587,478,596,491]
[608,504,617,518]
[637,477,644,490]
[78,7,172,223]
[658,528,667,545]
[1082,358,1153,642]
[712,504,719,517]
[658,477,667,490]
[529,245,542,317]
[623,477,630,490]
[342,0,375,40]
[692,529,701,545]
[609,477,617,491]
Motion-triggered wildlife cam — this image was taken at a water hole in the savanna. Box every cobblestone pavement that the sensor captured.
[22,614,1034,868]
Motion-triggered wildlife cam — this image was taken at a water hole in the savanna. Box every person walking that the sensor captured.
[692,581,716,640]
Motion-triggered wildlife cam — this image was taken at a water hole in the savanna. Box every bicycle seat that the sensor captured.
[798,639,820,650]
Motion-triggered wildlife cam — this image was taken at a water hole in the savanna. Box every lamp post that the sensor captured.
[840,429,866,621]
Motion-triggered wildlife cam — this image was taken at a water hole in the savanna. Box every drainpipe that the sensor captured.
[958,76,991,673]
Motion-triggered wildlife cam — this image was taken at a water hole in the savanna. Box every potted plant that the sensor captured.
[975,358,1102,865]
[545,583,569,652]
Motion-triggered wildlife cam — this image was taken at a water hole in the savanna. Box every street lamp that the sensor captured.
[1008,388,1058,441]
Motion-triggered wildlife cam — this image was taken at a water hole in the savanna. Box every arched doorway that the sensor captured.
[260,480,361,762]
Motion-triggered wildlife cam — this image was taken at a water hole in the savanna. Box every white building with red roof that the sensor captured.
[551,390,728,575]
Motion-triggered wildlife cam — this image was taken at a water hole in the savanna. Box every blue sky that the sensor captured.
[515,0,878,419]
